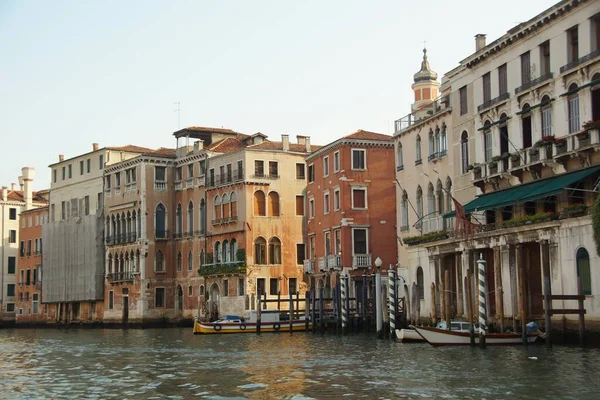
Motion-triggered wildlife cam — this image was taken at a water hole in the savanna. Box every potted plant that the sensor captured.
[577,130,591,147]
[491,155,502,163]
[509,152,520,162]
[560,204,588,219]
[534,140,544,148]
[542,135,555,143]
[583,120,600,131]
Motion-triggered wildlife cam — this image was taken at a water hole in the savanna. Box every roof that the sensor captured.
[107,145,156,153]
[3,189,49,204]
[248,140,322,153]
[20,205,49,215]
[142,147,177,158]
[343,129,392,141]
[173,126,238,138]
[207,137,246,153]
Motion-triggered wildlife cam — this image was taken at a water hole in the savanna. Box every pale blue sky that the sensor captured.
[0,0,558,190]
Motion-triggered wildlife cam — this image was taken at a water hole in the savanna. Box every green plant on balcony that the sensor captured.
[533,140,544,148]
[491,155,502,162]
[554,137,567,147]
[467,163,480,172]
[403,231,449,246]
[583,120,600,131]
[504,212,557,228]
[236,248,246,263]
[510,153,521,162]
[198,262,246,276]
[542,135,555,143]
[559,204,588,219]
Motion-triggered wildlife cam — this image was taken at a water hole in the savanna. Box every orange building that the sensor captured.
[303,130,397,294]
[16,206,56,323]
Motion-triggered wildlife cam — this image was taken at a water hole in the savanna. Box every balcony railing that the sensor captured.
[207,169,244,187]
[477,92,509,113]
[125,182,137,192]
[394,94,450,134]
[155,229,169,240]
[154,181,167,191]
[318,257,327,271]
[173,232,183,239]
[303,259,315,275]
[186,178,194,189]
[175,181,183,191]
[327,255,342,270]
[196,175,205,186]
[352,254,372,269]
[106,271,134,282]
[560,49,600,74]
[515,73,553,94]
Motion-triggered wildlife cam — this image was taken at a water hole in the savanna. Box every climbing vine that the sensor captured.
[593,192,600,256]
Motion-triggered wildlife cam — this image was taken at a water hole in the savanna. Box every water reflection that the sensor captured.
[0,329,598,399]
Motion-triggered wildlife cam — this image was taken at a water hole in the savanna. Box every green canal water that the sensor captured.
[0,328,598,399]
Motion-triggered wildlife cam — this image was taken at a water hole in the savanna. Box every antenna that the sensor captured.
[173,101,181,130]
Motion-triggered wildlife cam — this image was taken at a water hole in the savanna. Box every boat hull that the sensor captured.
[411,325,538,346]
[395,328,425,342]
[193,319,311,334]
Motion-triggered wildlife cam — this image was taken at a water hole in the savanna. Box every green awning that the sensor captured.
[560,78,600,97]
[444,166,600,218]
[516,98,554,115]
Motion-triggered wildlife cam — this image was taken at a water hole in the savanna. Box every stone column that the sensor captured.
[516,243,526,334]
[493,246,504,331]
[455,252,464,317]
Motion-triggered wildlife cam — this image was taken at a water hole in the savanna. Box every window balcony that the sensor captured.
[327,255,342,270]
[515,73,553,95]
[106,271,134,283]
[125,182,137,192]
[303,259,315,275]
[155,229,169,240]
[428,152,438,162]
[196,175,205,186]
[560,49,600,74]
[421,215,454,234]
[477,92,509,113]
[173,232,183,240]
[154,181,167,191]
[175,181,182,191]
[415,159,422,166]
[195,229,205,237]
[185,178,194,189]
[318,257,327,272]
[396,165,404,172]
[352,254,371,269]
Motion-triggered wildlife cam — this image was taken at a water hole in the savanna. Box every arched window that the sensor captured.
[187,201,194,235]
[199,199,206,235]
[199,285,205,296]
[155,204,166,238]
[177,252,182,272]
[440,123,447,155]
[120,212,126,242]
[107,254,113,274]
[176,203,182,235]
[435,126,441,154]
[223,240,230,263]
[231,239,238,262]
[401,191,409,230]
[416,135,422,163]
[136,250,140,273]
[436,180,444,215]
[230,192,238,218]
[137,210,141,239]
[521,103,533,148]
[132,211,137,239]
[214,195,222,221]
[445,178,453,212]
[483,120,492,162]
[541,95,552,137]
[269,237,282,265]
[397,143,404,170]
[214,241,222,263]
[188,251,193,271]
[416,266,424,300]
[188,286,193,296]
[222,193,230,219]
[255,237,267,264]
[461,131,469,174]
[105,217,111,239]
[576,248,591,295]
[568,83,580,133]
[428,129,435,156]
[416,186,423,229]
[254,190,266,216]
[116,214,121,240]
[155,250,165,272]
[427,183,435,216]
[126,211,132,240]
[268,191,280,216]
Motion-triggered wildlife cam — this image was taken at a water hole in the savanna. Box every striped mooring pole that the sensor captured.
[388,268,396,340]
[477,253,487,348]
[341,273,348,335]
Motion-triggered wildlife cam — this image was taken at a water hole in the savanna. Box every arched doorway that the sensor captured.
[209,283,220,320]
[176,285,183,314]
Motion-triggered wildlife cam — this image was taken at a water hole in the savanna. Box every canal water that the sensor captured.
[0,328,598,399]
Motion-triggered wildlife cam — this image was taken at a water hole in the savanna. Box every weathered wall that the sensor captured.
[42,214,104,302]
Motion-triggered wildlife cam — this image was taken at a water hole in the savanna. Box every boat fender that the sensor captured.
[240,324,246,330]
[214,324,222,331]
[273,323,280,331]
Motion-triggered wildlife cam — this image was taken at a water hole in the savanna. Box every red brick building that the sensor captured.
[303,130,397,295]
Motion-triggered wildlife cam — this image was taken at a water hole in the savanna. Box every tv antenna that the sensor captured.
[173,101,181,129]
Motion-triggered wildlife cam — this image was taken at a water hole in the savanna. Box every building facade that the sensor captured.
[396,0,600,330]
[0,167,47,324]
[304,130,397,298]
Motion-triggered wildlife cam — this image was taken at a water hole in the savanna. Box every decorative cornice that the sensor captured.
[306,139,393,161]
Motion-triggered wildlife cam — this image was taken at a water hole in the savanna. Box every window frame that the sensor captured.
[155,287,166,308]
[323,190,330,214]
[351,186,368,210]
[323,156,329,177]
[351,149,366,170]
[333,187,340,211]
[351,227,369,255]
[333,151,340,172]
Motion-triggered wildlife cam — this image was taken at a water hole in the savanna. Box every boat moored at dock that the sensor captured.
[193,311,310,334]
[411,325,539,346]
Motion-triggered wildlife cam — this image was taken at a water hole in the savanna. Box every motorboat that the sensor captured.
[410,324,539,346]
[193,311,310,334]
[396,321,472,343]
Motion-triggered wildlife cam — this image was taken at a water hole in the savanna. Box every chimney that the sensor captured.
[305,137,311,153]
[11,183,16,191]
[59,154,64,162]
[18,176,24,190]
[475,34,486,52]
[93,143,99,151]
[297,135,307,145]
[193,140,204,154]
[282,135,289,151]
[1,186,6,201]
[21,167,35,210]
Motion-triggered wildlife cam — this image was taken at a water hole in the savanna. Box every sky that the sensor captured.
[0,0,559,190]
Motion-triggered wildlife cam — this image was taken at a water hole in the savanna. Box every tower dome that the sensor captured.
[411,47,440,114]
[413,48,438,83]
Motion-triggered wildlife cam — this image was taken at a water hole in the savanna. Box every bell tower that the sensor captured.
[411,47,440,115]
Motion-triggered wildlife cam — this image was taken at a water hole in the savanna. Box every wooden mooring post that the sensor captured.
[256,295,262,335]
[543,276,586,347]
[289,293,294,334]
[444,269,451,329]
[466,270,475,346]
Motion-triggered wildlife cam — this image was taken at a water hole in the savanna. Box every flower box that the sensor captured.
[559,204,588,219]
[582,120,600,131]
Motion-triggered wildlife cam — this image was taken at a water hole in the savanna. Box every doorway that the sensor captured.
[522,242,543,317]
[176,285,184,314]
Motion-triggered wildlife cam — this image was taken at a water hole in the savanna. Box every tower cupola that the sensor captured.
[411,47,440,114]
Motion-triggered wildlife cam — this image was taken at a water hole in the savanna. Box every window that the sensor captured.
[209,169,215,186]
[483,124,492,162]
[87,158,91,173]
[296,163,305,179]
[270,278,279,295]
[9,230,16,244]
[176,203,183,235]
[415,136,422,163]
[53,169,57,183]
[416,186,423,229]
[155,288,165,307]
[428,130,435,156]
[257,278,266,295]
[84,196,90,216]
[175,166,182,183]
[62,166,66,180]
[498,63,507,95]
[333,151,340,172]
[593,14,600,52]
[61,201,66,220]
[269,237,281,264]
[255,237,267,264]
[324,231,331,256]
[296,244,305,265]
[308,236,316,260]
[576,248,591,296]
[309,197,315,219]
[254,190,266,216]
[68,164,72,179]
[8,257,16,274]
[32,294,39,314]
[540,41,551,76]
[289,278,298,295]
[199,199,206,234]
[187,201,194,234]
[461,132,469,173]
[235,161,242,180]
[177,252,182,272]
[99,154,104,169]
[155,250,165,272]
[352,149,366,170]
[269,161,278,178]
[541,96,552,137]
[108,291,114,309]
[187,164,194,180]
[567,25,579,63]
[268,192,280,216]
[223,280,229,297]
[568,84,580,133]
[396,144,403,170]
[352,187,367,209]
[334,229,341,256]
[436,180,445,215]
[188,286,193,297]
[417,267,424,300]
[524,201,537,216]
[333,188,340,211]
[323,191,330,214]
[155,166,166,182]
[238,278,245,296]
[482,72,491,103]
[254,160,264,177]
[401,191,409,230]
[520,51,531,85]
[215,241,222,263]
[323,156,329,177]
[352,228,368,254]
[459,86,468,115]
[80,160,84,175]
[230,192,238,218]
[7,284,15,297]
[6,303,15,312]
[9,208,17,220]
[296,195,304,216]
[27,240,31,256]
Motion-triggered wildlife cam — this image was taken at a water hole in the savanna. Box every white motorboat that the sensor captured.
[396,321,473,343]
[411,325,538,346]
